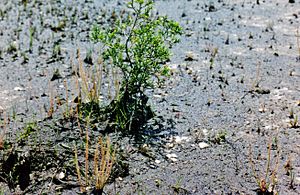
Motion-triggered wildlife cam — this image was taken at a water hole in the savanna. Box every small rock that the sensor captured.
[199,142,210,149]
[153,94,162,98]
[166,153,178,162]
[185,51,197,61]
[166,153,177,158]
[174,136,190,144]
[259,107,266,113]
[155,159,161,164]
[149,163,157,169]
[264,125,272,130]
[202,129,209,137]
[14,87,25,91]
[57,172,65,180]
[166,143,175,149]
[186,68,193,75]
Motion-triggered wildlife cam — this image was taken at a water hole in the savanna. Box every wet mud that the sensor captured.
[0,0,299,194]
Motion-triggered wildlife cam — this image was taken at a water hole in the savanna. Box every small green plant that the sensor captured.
[52,43,61,59]
[7,42,17,54]
[21,52,29,64]
[209,46,218,69]
[51,18,67,32]
[171,176,189,194]
[17,122,37,142]
[22,0,28,8]
[91,0,182,132]
[29,26,36,52]
[289,108,294,119]
[172,176,183,193]
[289,115,299,128]
[210,130,227,144]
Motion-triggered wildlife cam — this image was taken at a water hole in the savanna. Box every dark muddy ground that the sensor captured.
[0,0,300,194]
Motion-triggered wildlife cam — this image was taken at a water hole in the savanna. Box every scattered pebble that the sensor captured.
[199,142,210,149]
[259,107,266,113]
[149,163,157,169]
[57,172,65,180]
[155,159,161,164]
[185,51,197,61]
[166,153,178,162]
[166,142,175,149]
[153,94,162,98]
[174,136,191,144]
[202,129,209,137]
[14,87,25,91]
[264,125,272,130]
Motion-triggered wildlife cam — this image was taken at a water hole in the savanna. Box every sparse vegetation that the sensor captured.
[74,132,115,195]
[91,0,182,132]
[289,115,299,128]
[0,0,299,194]
[249,139,280,195]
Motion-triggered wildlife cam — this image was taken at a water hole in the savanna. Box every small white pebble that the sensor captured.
[166,143,174,149]
[166,153,178,162]
[153,94,162,98]
[264,125,272,130]
[57,172,65,180]
[155,160,161,164]
[199,142,210,149]
[202,129,209,137]
[174,136,190,144]
[14,87,25,91]
[166,153,178,159]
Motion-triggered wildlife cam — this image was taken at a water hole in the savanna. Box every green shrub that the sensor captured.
[91,0,182,132]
